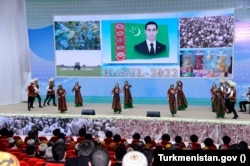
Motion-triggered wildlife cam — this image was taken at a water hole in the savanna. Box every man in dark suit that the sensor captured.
[65,140,95,166]
[134,21,166,55]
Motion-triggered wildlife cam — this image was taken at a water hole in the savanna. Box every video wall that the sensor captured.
[54,9,234,78]
[27,3,250,104]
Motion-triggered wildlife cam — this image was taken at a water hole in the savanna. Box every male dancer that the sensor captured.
[228,82,238,119]
[43,77,57,106]
[32,78,43,108]
[27,80,36,111]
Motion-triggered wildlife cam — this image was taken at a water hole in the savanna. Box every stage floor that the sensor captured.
[0,102,249,123]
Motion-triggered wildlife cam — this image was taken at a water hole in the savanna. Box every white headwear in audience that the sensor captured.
[122,151,147,166]
[27,139,35,145]
[45,147,54,161]
[39,143,48,152]
[8,137,15,144]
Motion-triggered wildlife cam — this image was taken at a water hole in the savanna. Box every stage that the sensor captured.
[0,102,249,121]
[0,102,250,146]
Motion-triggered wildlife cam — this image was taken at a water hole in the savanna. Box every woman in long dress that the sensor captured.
[112,83,122,114]
[214,88,227,118]
[72,82,83,107]
[175,80,188,110]
[167,84,177,117]
[123,81,133,109]
[56,85,67,113]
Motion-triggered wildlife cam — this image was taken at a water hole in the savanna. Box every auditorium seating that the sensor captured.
[19,161,29,166]
[0,133,249,166]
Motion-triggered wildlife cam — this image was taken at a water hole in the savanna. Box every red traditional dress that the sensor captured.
[176,81,188,110]
[112,86,121,113]
[56,86,67,112]
[123,82,133,109]
[167,87,177,116]
[215,88,227,118]
[210,85,217,112]
[72,83,83,107]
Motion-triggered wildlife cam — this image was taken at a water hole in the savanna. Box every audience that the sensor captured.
[50,142,67,164]
[77,127,86,143]
[65,140,95,166]
[144,136,156,150]
[160,134,172,149]
[89,148,111,166]
[219,135,231,150]
[203,137,217,150]
[113,145,127,166]
[187,134,202,150]
[122,151,147,166]
[140,148,154,166]
[172,136,186,150]
[1,126,250,166]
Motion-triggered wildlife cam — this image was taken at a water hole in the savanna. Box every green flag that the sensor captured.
[111,22,169,61]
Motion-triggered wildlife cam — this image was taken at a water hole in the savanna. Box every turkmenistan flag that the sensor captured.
[111,22,169,61]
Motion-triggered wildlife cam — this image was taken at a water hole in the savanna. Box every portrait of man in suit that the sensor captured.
[134,21,166,55]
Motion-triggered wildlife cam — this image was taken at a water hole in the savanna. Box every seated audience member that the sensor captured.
[77,127,86,143]
[160,134,172,149]
[7,130,14,139]
[219,136,231,150]
[58,132,66,141]
[50,128,61,143]
[0,151,20,166]
[130,141,144,151]
[89,148,111,166]
[26,144,37,157]
[122,151,147,166]
[131,133,141,144]
[140,148,154,166]
[0,128,9,140]
[8,137,17,149]
[187,134,202,150]
[230,143,246,150]
[172,136,186,150]
[203,138,217,150]
[65,140,95,166]
[45,147,54,162]
[113,145,127,166]
[144,136,156,150]
[109,134,125,151]
[48,142,67,164]
[25,126,40,144]
[36,143,48,158]
[85,133,99,147]
[239,141,250,150]
[104,131,114,146]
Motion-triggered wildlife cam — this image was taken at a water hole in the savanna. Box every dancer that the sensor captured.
[43,78,57,107]
[167,84,177,117]
[214,87,227,118]
[72,81,83,107]
[33,78,43,108]
[112,83,121,114]
[56,84,67,113]
[224,80,232,113]
[210,83,217,112]
[175,80,188,110]
[238,87,250,113]
[27,80,36,111]
[123,81,133,109]
[227,82,238,119]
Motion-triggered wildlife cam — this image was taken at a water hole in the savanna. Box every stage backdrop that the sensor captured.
[26,0,250,105]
